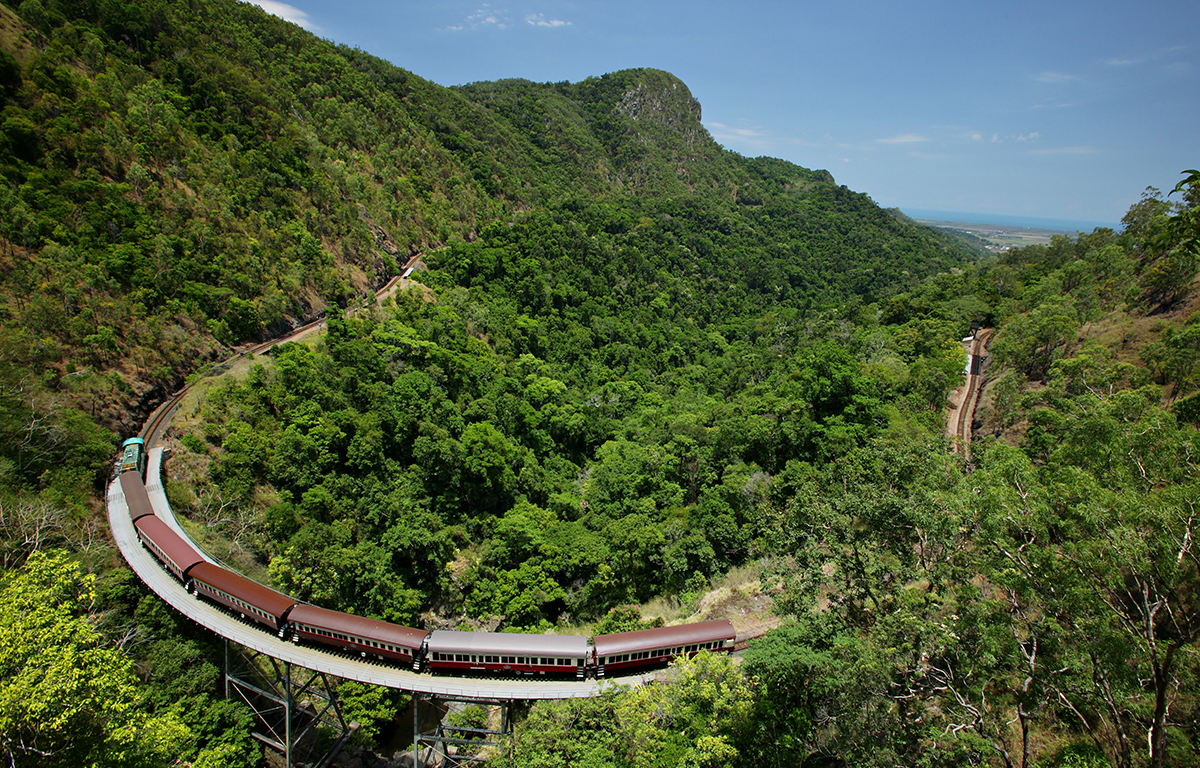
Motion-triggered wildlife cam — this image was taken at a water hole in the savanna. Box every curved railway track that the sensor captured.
[111,269,709,698]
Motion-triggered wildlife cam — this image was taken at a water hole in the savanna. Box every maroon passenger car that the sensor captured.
[188,561,298,635]
[592,619,735,677]
[133,514,205,582]
[120,470,157,524]
[287,603,428,668]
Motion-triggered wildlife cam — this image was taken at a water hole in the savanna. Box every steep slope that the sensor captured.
[0,0,976,500]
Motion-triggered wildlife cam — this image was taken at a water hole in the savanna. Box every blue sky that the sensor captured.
[249,0,1198,227]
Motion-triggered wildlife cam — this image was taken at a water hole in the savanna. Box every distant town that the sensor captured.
[913,217,1084,251]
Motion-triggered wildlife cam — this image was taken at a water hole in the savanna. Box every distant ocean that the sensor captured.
[901,208,1121,234]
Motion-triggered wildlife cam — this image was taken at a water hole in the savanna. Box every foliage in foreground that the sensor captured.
[0,550,257,768]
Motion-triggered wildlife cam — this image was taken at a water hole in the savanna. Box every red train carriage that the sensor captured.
[133,514,205,582]
[188,561,298,635]
[425,631,589,679]
[592,619,735,677]
[120,470,157,524]
[287,603,428,668]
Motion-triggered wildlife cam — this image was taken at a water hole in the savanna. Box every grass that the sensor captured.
[556,557,784,639]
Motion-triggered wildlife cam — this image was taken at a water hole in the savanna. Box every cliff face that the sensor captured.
[614,73,714,176]
[579,68,733,195]
[614,73,702,131]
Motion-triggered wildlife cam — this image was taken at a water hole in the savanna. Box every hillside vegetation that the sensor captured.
[0,0,969,504]
[3,0,1200,766]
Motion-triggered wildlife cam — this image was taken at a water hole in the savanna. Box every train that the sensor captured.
[114,437,147,479]
[120,471,735,679]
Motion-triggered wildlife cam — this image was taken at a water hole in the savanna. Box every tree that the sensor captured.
[0,551,191,768]
[0,48,21,101]
[616,651,754,768]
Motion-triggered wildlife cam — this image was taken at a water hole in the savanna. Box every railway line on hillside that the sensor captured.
[104,259,769,764]
[951,328,991,459]
[109,261,726,702]
[108,450,646,700]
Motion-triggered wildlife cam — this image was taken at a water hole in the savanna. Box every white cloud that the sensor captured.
[990,132,1041,144]
[448,5,510,31]
[706,122,767,139]
[705,122,821,155]
[877,134,927,144]
[526,13,571,28]
[247,0,318,31]
[1035,71,1077,84]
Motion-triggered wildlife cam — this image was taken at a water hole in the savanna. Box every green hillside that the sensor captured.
[0,0,972,503]
[4,0,1200,766]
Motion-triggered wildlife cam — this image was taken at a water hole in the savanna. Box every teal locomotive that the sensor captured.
[114,437,146,479]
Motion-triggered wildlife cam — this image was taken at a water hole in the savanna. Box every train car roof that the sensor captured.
[122,437,145,446]
[189,562,298,620]
[119,471,156,522]
[427,630,588,657]
[592,619,736,657]
[287,603,428,649]
[133,515,205,574]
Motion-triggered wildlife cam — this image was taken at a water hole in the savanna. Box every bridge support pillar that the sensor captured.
[224,639,358,768]
[412,693,513,766]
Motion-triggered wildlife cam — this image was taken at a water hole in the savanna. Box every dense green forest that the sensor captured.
[2,0,1199,765]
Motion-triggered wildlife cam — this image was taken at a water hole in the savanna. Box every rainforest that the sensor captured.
[1,0,1200,766]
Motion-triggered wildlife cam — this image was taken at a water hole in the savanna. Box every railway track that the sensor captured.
[952,328,991,458]
[140,271,411,449]
[114,262,688,699]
